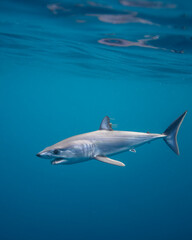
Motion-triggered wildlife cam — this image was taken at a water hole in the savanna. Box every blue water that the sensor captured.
[1,0,192,239]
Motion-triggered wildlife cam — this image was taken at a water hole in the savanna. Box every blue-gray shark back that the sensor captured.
[36,111,187,167]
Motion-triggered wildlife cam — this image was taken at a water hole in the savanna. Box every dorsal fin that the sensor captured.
[99,116,113,131]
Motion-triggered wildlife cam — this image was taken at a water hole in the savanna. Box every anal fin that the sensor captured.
[94,156,125,167]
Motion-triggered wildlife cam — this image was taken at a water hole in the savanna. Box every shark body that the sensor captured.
[37,112,187,167]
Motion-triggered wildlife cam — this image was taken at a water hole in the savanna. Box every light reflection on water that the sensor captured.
[87,13,154,25]
[98,36,160,49]
[1,0,192,81]
[119,0,176,9]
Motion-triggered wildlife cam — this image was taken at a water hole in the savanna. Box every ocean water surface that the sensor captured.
[0,0,192,239]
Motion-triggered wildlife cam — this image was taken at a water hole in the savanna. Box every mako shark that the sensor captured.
[36,111,187,167]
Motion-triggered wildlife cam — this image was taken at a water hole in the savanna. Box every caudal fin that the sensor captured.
[163,111,187,155]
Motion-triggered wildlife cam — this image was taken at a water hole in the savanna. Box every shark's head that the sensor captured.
[36,141,85,161]
[36,148,62,159]
[36,148,76,160]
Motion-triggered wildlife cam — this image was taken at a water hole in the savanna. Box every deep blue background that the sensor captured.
[0,0,192,239]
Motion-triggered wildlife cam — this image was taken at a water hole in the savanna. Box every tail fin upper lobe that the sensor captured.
[163,111,187,155]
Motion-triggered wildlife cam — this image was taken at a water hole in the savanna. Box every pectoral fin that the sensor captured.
[94,156,125,167]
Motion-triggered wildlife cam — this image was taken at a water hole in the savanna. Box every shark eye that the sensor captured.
[53,149,59,155]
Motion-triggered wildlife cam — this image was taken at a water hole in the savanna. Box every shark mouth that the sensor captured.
[51,158,67,165]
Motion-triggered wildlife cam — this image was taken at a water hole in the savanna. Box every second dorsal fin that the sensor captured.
[99,116,113,131]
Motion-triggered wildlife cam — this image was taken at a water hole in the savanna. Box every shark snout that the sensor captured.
[36,150,52,159]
